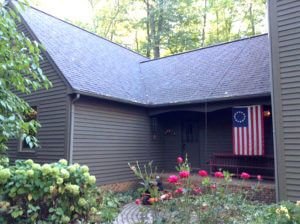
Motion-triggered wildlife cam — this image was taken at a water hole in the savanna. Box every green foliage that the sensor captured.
[66,0,267,58]
[0,0,52,154]
[0,159,101,223]
[98,190,122,223]
[128,161,160,198]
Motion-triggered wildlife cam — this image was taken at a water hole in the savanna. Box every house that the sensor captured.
[268,0,300,201]
[8,1,274,188]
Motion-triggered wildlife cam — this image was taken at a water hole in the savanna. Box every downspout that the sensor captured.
[69,93,80,165]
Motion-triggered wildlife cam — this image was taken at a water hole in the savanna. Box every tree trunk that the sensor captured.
[153,0,163,58]
[249,3,255,35]
[145,0,151,57]
[201,0,207,47]
[216,10,219,42]
[135,31,139,52]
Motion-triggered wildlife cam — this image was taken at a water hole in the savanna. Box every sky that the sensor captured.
[29,0,93,23]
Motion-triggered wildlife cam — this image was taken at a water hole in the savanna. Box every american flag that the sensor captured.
[232,105,265,156]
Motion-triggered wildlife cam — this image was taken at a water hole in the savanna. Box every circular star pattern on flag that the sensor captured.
[233,111,246,123]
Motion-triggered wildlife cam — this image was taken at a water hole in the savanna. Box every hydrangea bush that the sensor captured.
[0,158,100,223]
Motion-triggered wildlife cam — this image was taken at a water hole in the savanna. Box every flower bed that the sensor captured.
[129,157,300,224]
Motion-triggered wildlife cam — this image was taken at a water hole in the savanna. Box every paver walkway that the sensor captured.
[114,203,154,224]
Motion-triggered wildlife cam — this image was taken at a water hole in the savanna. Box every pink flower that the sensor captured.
[131,166,135,171]
[176,188,183,194]
[199,170,208,177]
[241,172,250,179]
[211,184,216,189]
[179,171,190,179]
[257,175,262,180]
[135,199,140,204]
[193,187,201,194]
[214,172,224,178]
[177,182,182,186]
[168,175,178,184]
[202,202,207,211]
[177,157,183,163]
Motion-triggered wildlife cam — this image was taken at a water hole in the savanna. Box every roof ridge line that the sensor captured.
[13,0,148,59]
[140,33,268,63]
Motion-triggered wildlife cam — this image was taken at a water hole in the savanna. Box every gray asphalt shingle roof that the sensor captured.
[15,2,271,106]
[140,34,270,105]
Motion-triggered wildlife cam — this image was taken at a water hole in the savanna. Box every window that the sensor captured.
[19,106,38,152]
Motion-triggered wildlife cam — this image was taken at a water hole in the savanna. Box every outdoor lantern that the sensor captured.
[263,110,271,117]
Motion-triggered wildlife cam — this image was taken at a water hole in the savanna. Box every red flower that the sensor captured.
[193,187,201,194]
[177,182,182,186]
[257,175,262,180]
[241,172,250,179]
[131,166,135,171]
[214,172,224,178]
[179,171,190,179]
[168,175,178,184]
[211,184,216,189]
[135,199,140,204]
[177,157,183,163]
[199,170,208,177]
[176,188,183,194]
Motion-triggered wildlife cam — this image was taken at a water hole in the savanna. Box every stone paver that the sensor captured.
[114,203,154,224]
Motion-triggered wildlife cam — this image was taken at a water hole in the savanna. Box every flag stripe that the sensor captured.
[248,107,252,156]
[255,106,259,156]
[233,127,238,155]
[239,128,243,155]
[261,106,265,155]
[251,107,255,156]
[242,128,244,155]
[237,127,240,155]
[258,106,262,155]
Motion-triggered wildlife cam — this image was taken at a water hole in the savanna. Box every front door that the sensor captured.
[181,120,200,169]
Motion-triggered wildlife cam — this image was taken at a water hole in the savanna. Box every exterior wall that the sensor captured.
[7,13,71,164]
[269,0,300,201]
[72,96,164,186]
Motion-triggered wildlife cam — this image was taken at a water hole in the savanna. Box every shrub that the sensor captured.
[0,158,101,224]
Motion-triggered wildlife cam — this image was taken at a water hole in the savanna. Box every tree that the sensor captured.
[31,0,267,58]
[0,1,51,156]
[240,0,267,36]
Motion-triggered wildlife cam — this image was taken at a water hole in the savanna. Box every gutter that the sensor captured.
[69,93,80,165]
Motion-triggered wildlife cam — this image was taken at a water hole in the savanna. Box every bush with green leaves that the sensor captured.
[0,158,101,223]
[0,0,51,155]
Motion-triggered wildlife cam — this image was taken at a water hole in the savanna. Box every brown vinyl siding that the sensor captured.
[269,0,300,201]
[7,13,70,164]
[72,96,164,186]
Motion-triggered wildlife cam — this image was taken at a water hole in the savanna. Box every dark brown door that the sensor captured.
[181,120,201,169]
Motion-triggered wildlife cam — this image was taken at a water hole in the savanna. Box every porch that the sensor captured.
[150,98,275,180]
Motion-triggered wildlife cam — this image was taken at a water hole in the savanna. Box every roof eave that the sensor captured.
[71,90,148,107]
[146,92,271,108]
[71,90,271,108]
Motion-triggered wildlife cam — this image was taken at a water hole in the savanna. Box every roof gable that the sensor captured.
[15,1,148,104]
[14,2,271,106]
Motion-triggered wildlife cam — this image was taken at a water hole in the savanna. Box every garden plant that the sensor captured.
[131,157,300,224]
[0,158,101,223]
